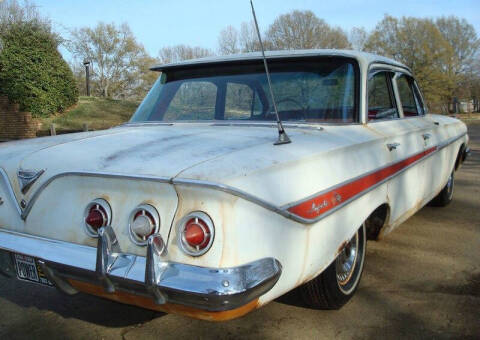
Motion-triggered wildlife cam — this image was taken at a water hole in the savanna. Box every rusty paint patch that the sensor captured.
[362,124,384,136]
[336,240,348,257]
[295,228,310,287]
[379,197,425,239]
[68,279,259,322]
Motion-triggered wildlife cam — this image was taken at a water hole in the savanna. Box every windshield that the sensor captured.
[130,58,358,123]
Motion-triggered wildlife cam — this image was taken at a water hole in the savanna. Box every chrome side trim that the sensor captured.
[17,168,45,194]
[171,178,302,222]
[21,171,170,220]
[280,132,467,223]
[0,168,21,216]
[0,229,282,311]
[15,132,466,225]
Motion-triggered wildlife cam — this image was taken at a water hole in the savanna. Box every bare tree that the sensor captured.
[158,44,213,64]
[69,22,149,98]
[266,10,350,50]
[0,0,55,43]
[435,16,479,75]
[0,0,42,29]
[240,21,261,52]
[349,27,368,51]
[218,25,239,55]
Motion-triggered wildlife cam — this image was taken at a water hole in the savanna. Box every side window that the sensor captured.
[225,83,262,120]
[412,82,425,115]
[164,81,217,120]
[396,75,419,117]
[368,71,398,120]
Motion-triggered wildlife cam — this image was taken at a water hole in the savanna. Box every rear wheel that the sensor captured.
[298,224,366,309]
[429,170,454,207]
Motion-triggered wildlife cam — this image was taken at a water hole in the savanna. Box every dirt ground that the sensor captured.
[1,122,479,340]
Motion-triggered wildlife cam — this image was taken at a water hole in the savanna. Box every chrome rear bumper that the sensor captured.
[0,227,281,311]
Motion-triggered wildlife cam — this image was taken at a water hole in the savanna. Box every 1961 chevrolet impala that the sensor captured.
[0,50,470,321]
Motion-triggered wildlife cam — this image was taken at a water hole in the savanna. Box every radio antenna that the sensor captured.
[249,0,291,145]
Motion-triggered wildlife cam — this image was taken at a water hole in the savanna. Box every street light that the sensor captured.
[83,60,91,96]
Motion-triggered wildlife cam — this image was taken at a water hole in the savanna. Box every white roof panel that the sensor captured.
[151,49,409,72]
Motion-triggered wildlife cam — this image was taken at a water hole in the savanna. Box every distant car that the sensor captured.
[0,50,470,321]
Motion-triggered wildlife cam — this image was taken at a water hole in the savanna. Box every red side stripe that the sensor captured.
[287,146,437,220]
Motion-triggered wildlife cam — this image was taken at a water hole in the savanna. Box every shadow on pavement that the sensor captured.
[0,277,164,328]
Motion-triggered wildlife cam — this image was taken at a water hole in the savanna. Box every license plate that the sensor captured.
[14,254,53,286]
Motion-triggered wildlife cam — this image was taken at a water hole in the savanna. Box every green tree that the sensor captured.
[69,22,152,98]
[0,0,77,117]
[365,15,455,108]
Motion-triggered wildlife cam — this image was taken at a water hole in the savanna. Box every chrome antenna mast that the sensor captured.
[249,0,291,145]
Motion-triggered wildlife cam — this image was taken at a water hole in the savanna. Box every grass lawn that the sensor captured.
[38,96,139,134]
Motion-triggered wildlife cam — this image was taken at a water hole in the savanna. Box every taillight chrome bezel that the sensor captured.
[84,198,112,237]
[128,204,160,246]
[178,211,215,257]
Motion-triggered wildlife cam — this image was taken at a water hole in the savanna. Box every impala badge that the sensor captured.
[308,200,329,214]
[17,168,45,194]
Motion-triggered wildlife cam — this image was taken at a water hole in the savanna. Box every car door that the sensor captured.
[366,70,428,225]
[412,79,455,200]
[386,73,433,222]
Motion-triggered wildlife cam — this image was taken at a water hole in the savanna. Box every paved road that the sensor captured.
[1,122,479,339]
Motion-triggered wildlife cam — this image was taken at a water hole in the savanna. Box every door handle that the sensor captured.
[422,133,431,140]
[387,142,400,151]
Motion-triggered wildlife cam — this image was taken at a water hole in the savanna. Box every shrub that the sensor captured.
[0,23,78,117]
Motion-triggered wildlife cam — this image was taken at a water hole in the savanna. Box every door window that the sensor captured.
[164,81,217,120]
[397,75,421,117]
[412,82,425,115]
[225,83,263,119]
[368,71,398,120]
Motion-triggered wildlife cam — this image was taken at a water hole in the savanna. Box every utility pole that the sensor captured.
[83,60,91,96]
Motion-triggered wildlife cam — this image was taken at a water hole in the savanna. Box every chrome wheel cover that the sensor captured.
[335,232,359,289]
[446,172,454,200]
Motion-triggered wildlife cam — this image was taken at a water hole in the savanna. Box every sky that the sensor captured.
[33,0,480,62]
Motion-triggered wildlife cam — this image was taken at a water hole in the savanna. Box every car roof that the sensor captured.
[151,49,410,72]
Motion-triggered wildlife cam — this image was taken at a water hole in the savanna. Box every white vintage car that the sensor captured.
[0,50,470,321]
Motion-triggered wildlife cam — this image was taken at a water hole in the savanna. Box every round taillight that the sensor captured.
[128,204,160,246]
[178,212,214,256]
[84,199,111,237]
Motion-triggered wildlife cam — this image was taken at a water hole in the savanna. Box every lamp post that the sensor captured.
[83,60,91,96]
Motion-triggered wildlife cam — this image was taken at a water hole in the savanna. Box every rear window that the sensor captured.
[131,57,359,123]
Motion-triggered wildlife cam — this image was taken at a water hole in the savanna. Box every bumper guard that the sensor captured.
[0,227,281,311]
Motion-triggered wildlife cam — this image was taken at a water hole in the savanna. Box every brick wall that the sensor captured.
[0,96,38,140]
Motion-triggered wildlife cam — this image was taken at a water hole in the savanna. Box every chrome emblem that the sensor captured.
[17,168,45,194]
[308,200,329,214]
